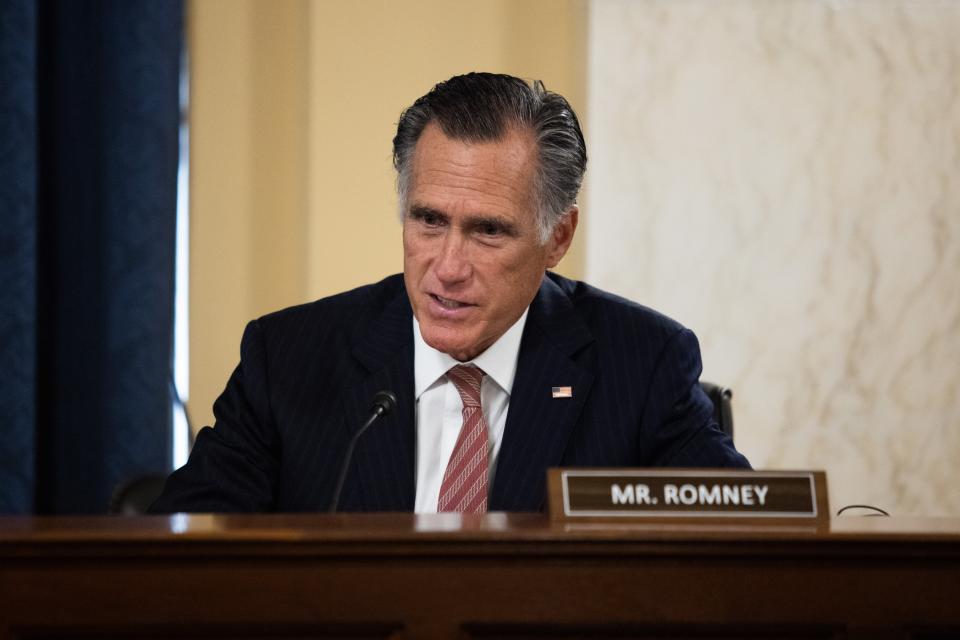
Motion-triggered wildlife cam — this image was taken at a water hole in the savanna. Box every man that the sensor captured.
[151,73,748,514]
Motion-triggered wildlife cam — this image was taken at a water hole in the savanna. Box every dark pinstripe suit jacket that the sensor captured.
[151,272,749,513]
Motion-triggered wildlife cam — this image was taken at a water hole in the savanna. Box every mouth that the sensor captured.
[429,293,474,310]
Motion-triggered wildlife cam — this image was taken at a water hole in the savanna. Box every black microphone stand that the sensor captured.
[328,390,397,512]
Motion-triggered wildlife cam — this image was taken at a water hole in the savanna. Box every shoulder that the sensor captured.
[258,274,405,323]
[252,274,408,342]
[544,271,689,343]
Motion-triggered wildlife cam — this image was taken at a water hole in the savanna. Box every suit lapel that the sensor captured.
[339,283,417,511]
[490,275,594,511]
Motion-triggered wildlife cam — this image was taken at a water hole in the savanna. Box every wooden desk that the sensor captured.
[1,514,958,639]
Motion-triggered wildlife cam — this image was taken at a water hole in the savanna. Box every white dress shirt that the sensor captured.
[412,310,528,513]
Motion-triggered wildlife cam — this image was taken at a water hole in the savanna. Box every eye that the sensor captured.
[409,208,446,229]
[479,222,502,236]
[422,211,442,227]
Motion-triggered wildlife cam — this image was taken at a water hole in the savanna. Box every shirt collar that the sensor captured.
[413,309,529,399]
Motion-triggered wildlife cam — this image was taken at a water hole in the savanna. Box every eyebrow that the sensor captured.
[408,205,448,222]
[466,215,519,237]
[408,204,519,237]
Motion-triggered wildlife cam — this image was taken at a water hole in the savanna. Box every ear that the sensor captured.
[544,205,579,268]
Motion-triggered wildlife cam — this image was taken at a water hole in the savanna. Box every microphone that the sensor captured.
[328,390,398,512]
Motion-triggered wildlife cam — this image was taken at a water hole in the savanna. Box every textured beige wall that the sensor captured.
[189,0,586,432]
[586,1,960,515]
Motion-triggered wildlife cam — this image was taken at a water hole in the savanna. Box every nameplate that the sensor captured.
[548,469,828,524]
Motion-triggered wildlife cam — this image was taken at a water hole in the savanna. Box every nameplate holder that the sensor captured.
[548,469,829,525]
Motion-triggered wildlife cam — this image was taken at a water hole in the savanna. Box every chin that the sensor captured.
[421,327,475,361]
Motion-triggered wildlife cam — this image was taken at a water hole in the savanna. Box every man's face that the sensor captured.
[403,123,577,362]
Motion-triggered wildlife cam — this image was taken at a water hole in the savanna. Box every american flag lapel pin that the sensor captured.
[551,386,573,398]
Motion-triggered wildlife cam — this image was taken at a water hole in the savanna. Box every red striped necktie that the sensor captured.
[437,364,489,513]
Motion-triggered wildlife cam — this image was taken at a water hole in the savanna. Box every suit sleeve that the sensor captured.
[149,319,280,513]
[640,328,751,469]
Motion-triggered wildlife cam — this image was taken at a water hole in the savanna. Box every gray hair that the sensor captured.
[392,73,587,244]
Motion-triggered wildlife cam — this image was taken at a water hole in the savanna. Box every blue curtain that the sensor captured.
[0,0,182,514]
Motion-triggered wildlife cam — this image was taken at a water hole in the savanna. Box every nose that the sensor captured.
[433,231,471,285]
